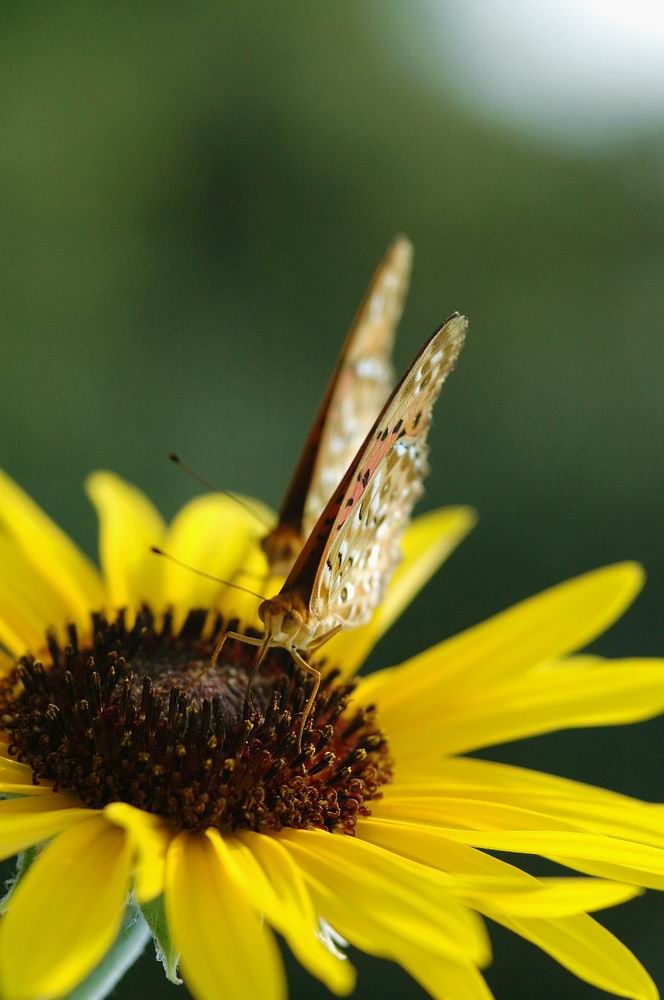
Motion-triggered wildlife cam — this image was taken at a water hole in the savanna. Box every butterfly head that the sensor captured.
[258,592,316,649]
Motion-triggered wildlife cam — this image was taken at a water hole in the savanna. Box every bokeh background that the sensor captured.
[1,2,663,997]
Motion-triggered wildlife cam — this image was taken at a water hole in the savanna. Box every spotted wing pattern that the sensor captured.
[282,313,467,628]
[263,236,412,573]
[301,235,413,537]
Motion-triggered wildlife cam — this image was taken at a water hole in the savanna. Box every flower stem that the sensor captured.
[65,902,150,1000]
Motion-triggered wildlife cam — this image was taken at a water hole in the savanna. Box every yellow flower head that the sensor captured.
[0,470,663,1000]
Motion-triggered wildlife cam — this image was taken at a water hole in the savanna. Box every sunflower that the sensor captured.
[0,469,664,1000]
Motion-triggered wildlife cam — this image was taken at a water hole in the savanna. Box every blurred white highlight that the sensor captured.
[398,0,664,147]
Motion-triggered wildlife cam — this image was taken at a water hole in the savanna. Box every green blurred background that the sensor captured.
[1,3,663,997]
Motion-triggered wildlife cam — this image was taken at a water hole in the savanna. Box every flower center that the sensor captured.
[0,609,392,833]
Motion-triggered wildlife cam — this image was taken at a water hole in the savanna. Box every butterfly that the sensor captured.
[213,309,467,746]
[261,234,413,577]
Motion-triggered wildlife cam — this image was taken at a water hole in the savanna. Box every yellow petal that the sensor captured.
[373,792,589,831]
[369,816,664,891]
[406,954,495,1000]
[532,842,664,892]
[0,756,39,778]
[327,506,476,675]
[226,830,355,995]
[359,562,644,714]
[357,818,639,917]
[386,657,664,759]
[277,827,489,965]
[0,758,54,795]
[217,541,272,631]
[0,533,73,648]
[392,758,664,849]
[0,794,96,860]
[545,855,664,893]
[161,495,268,629]
[0,782,53,797]
[104,802,173,902]
[485,910,657,1000]
[0,606,43,659]
[357,816,533,879]
[0,817,133,1000]
[457,876,640,917]
[0,470,104,626]
[86,472,166,615]
[165,832,285,1000]
[299,862,491,999]
[396,754,648,802]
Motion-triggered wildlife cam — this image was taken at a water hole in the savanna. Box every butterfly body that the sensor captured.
[252,314,467,694]
[200,242,466,748]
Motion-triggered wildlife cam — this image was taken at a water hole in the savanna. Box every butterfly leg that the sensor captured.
[307,623,343,652]
[291,648,322,752]
[291,625,344,746]
[185,629,265,690]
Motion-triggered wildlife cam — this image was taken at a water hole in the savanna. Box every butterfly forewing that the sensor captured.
[282,313,467,628]
[263,236,412,573]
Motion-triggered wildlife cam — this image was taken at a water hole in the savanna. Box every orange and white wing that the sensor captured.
[270,236,412,560]
[300,234,413,537]
[282,313,467,626]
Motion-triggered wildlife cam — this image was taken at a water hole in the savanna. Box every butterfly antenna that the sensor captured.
[150,547,267,601]
[168,453,273,530]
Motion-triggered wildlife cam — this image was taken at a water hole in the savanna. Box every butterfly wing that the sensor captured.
[282,313,467,628]
[262,235,412,573]
[300,234,413,538]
